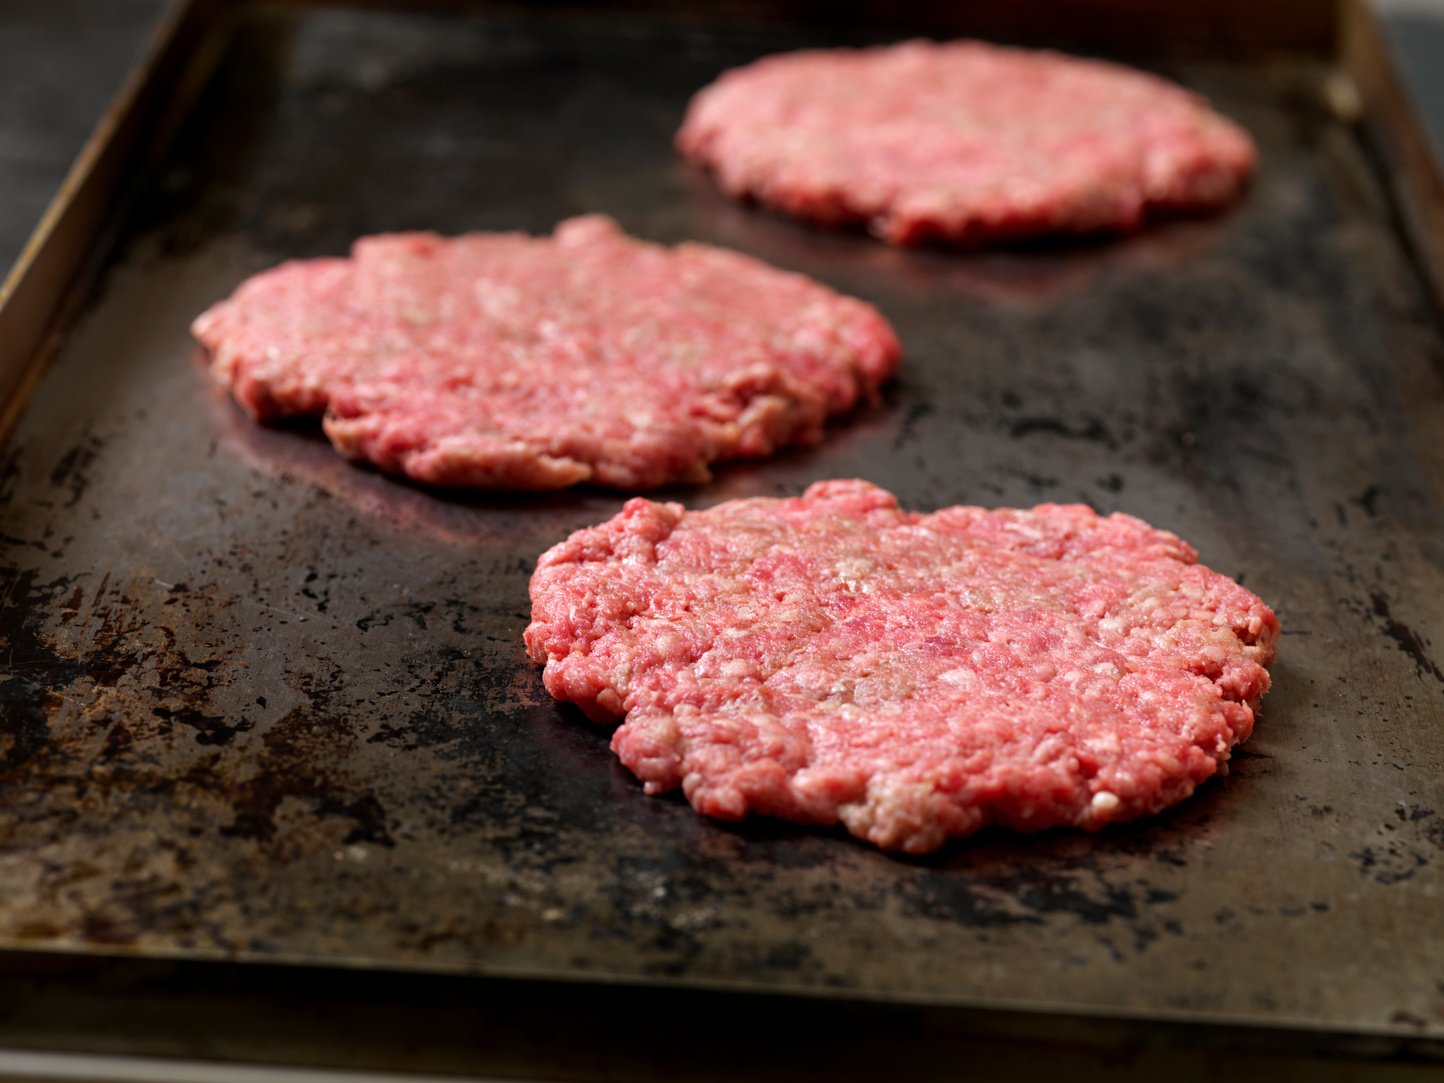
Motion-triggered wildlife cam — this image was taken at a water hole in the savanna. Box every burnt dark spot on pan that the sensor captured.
[1354,484,1384,519]
[199,705,396,847]
[368,704,469,755]
[1370,592,1444,685]
[1001,466,1060,493]
[1396,805,1437,824]
[893,851,1191,947]
[696,815,862,872]
[890,401,936,451]
[84,593,156,688]
[1348,811,1443,885]
[1227,747,1273,769]
[1391,1009,1431,1030]
[0,683,52,778]
[1007,416,1120,450]
[47,430,107,510]
[0,567,88,777]
[151,705,252,748]
[1427,819,1444,851]
[1349,845,1424,885]
[893,871,1042,929]
[73,861,209,949]
[314,794,395,848]
[356,601,437,634]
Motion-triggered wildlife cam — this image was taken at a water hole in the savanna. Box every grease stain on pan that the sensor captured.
[1349,805,1444,886]
[1370,592,1444,686]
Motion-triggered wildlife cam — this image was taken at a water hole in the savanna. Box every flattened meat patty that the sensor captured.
[525,479,1278,853]
[191,216,900,489]
[677,40,1257,246]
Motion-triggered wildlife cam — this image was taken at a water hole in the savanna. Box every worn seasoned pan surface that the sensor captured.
[0,1,1441,1043]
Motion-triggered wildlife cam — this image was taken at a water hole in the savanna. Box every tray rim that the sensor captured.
[0,947,1440,1076]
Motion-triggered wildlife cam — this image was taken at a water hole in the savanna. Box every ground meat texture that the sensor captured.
[191,216,900,490]
[677,40,1257,246]
[524,479,1279,854]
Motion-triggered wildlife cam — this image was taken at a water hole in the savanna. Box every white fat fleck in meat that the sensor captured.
[1090,791,1122,814]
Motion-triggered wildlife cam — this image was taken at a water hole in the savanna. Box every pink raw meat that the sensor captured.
[192,216,900,489]
[677,40,1257,246]
[525,479,1279,854]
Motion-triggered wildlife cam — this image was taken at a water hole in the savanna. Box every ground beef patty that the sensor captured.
[677,40,1257,246]
[191,216,899,489]
[525,480,1279,853]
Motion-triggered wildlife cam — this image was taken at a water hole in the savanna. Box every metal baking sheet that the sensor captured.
[1,0,1442,1062]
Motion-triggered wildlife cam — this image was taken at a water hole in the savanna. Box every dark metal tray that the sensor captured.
[1,0,1442,1075]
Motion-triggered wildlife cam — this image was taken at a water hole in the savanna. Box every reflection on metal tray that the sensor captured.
[0,0,1441,1075]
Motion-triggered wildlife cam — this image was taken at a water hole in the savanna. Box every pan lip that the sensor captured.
[0,937,1440,1054]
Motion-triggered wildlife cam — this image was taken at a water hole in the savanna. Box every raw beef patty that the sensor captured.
[191,216,900,489]
[677,40,1257,246]
[525,479,1279,853]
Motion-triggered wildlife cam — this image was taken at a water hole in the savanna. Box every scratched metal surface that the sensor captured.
[0,2,1442,1045]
